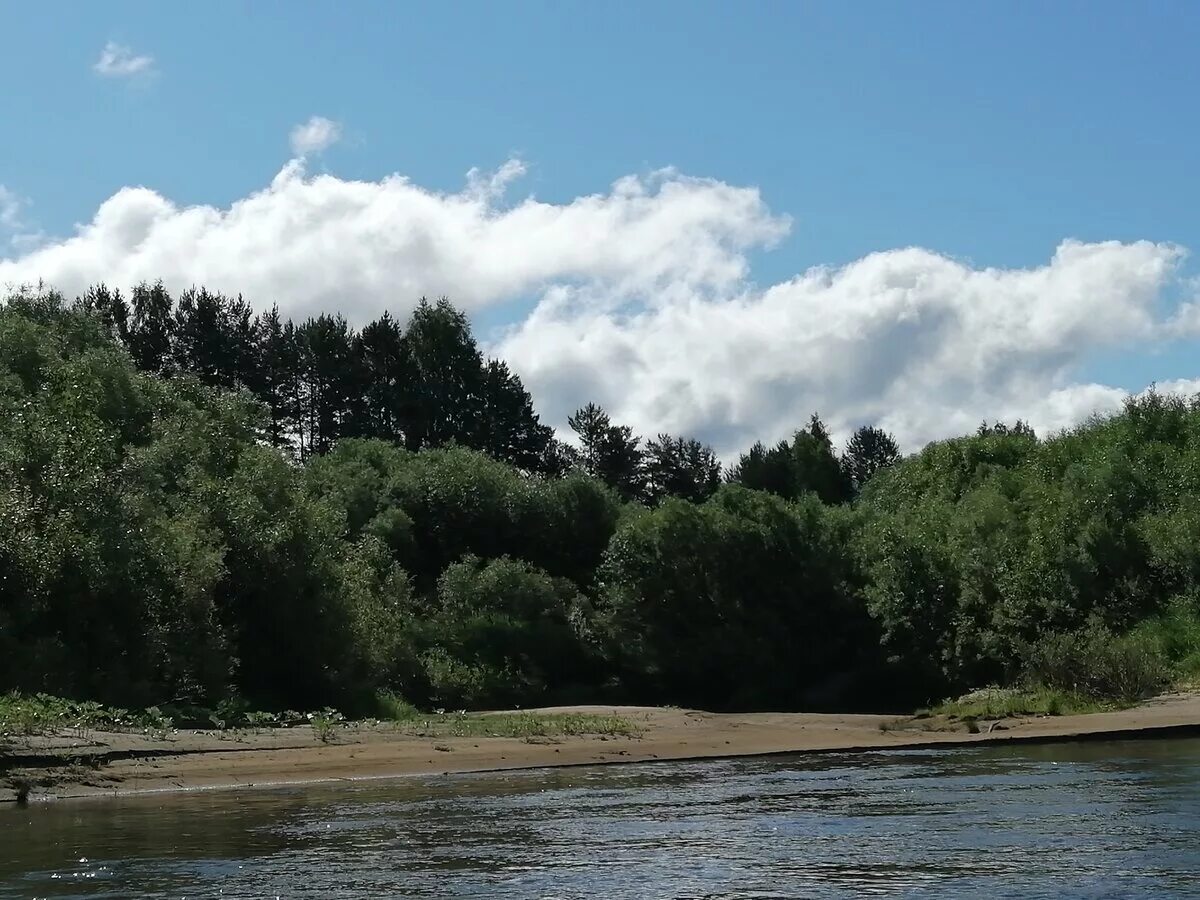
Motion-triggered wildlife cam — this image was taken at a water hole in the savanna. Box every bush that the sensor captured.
[415,557,599,709]
[419,647,526,711]
[597,486,868,709]
[1020,624,1170,701]
[1132,594,1200,680]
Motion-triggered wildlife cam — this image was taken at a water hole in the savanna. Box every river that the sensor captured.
[3,738,1199,898]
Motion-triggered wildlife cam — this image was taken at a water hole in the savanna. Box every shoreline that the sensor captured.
[6,694,1200,803]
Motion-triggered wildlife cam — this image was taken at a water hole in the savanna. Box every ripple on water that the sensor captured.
[3,739,1200,898]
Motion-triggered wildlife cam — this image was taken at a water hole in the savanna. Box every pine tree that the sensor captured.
[568,403,644,500]
[643,434,722,504]
[842,425,901,493]
[127,281,175,375]
[173,287,257,389]
[253,305,301,451]
[791,413,851,503]
[477,359,553,471]
[350,311,407,443]
[296,314,356,458]
[728,414,850,504]
[727,440,795,496]
[79,284,130,343]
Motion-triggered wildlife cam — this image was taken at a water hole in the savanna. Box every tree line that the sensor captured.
[2,284,1197,717]
[75,281,904,505]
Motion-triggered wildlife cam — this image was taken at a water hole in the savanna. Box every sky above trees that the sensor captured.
[3,2,1199,457]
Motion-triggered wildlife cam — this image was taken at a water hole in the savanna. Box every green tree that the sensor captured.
[642,433,722,504]
[400,297,486,451]
[296,313,356,457]
[476,359,553,471]
[252,304,301,450]
[598,485,865,708]
[349,311,408,443]
[728,414,849,504]
[78,283,130,343]
[419,556,596,708]
[172,287,258,389]
[842,425,901,494]
[567,403,644,500]
[127,280,176,375]
[0,293,408,709]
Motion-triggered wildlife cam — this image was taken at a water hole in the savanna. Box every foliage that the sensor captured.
[390,711,640,739]
[728,415,853,504]
[0,692,173,736]
[842,425,901,493]
[308,708,346,743]
[568,403,645,500]
[416,557,599,709]
[853,390,1200,699]
[642,434,722,505]
[1019,624,1171,701]
[305,440,624,590]
[926,686,1108,720]
[597,485,873,709]
[1132,595,1200,680]
[5,286,1200,721]
[0,294,408,710]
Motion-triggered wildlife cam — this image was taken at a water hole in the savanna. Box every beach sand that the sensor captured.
[5,692,1200,802]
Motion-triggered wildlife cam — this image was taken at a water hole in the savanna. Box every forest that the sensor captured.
[2,282,1199,717]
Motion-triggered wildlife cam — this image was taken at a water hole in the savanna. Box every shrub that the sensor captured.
[1020,624,1170,701]
[419,647,527,710]
[1132,594,1200,680]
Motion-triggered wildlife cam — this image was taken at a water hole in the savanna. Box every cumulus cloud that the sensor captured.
[0,186,44,252]
[0,160,1193,454]
[93,41,155,78]
[289,116,342,156]
[497,239,1188,454]
[0,160,784,323]
[1167,282,1200,337]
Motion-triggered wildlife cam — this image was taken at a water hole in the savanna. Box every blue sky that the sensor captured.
[2,2,1198,452]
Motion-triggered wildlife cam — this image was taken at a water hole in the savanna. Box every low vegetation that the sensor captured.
[389,711,641,740]
[0,690,638,746]
[0,692,174,737]
[925,687,1111,721]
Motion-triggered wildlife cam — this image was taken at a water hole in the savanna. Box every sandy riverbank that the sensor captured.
[5,693,1200,802]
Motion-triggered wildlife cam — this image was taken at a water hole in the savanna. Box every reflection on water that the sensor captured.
[3,738,1200,898]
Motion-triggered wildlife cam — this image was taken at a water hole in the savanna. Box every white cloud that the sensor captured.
[1153,378,1200,399]
[0,186,44,253]
[0,160,1193,455]
[0,187,20,230]
[93,41,155,78]
[0,160,783,323]
[1167,281,1200,337]
[289,116,342,156]
[497,239,1188,454]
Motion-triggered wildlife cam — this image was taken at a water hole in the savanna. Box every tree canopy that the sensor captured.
[3,283,1198,717]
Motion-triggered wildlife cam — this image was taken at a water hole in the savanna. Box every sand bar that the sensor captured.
[4,692,1200,802]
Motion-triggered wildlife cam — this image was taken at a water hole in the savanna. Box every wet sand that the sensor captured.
[5,693,1200,802]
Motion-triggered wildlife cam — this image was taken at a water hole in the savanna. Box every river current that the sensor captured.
[3,738,1199,898]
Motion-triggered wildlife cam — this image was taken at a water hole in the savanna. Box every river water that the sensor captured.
[3,738,1199,898]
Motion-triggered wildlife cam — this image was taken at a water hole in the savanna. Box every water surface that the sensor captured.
[3,738,1200,898]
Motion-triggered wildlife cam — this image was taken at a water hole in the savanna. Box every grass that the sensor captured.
[0,692,174,738]
[924,685,1118,721]
[370,689,641,739]
[875,685,1119,735]
[387,711,641,740]
[0,690,640,745]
